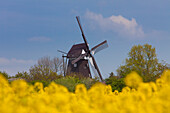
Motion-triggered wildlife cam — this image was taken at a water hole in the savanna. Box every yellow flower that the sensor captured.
[0,74,9,88]
[125,71,143,88]
[122,87,131,94]
[0,70,170,113]
[34,82,44,93]
[75,84,87,95]
[114,90,119,95]
[160,69,170,85]
[11,79,30,97]
[138,83,153,98]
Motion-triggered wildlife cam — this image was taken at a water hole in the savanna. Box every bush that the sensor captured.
[54,76,79,92]
[54,76,98,92]
[28,80,51,88]
[105,76,126,92]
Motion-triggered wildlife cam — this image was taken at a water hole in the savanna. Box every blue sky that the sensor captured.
[0,0,170,78]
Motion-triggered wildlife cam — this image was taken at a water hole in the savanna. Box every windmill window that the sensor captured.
[73,63,77,67]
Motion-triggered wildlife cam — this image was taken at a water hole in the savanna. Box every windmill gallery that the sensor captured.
[58,16,108,82]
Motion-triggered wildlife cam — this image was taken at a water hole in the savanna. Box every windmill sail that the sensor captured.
[57,50,68,54]
[76,16,90,52]
[91,40,108,55]
[88,58,99,78]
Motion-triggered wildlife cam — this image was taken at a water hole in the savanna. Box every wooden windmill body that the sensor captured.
[66,43,91,78]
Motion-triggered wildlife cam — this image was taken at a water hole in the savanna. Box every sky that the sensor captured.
[0,0,170,78]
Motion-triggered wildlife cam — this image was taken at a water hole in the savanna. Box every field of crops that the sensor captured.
[0,70,170,113]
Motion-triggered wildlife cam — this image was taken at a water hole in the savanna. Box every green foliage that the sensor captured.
[14,72,98,92]
[29,72,63,82]
[54,76,98,92]
[105,75,126,92]
[54,76,79,92]
[117,44,168,82]
[80,77,99,89]
[15,71,30,79]
[29,80,51,88]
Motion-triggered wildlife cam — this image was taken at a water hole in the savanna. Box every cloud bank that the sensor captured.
[85,11,145,38]
[0,57,35,76]
[0,57,34,66]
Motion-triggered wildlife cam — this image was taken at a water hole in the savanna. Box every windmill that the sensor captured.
[58,16,108,81]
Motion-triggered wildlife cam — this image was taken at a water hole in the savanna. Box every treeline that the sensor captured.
[1,57,99,92]
[1,44,169,92]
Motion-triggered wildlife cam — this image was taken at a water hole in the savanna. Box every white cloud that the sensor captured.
[85,11,145,38]
[0,57,34,66]
[0,57,35,76]
[29,36,51,42]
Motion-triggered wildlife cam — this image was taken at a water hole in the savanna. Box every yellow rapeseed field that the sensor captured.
[0,70,170,113]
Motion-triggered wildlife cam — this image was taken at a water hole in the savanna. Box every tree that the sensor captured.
[117,44,168,82]
[29,56,63,80]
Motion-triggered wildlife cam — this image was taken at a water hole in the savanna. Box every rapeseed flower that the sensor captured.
[124,71,143,88]
[0,70,170,113]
